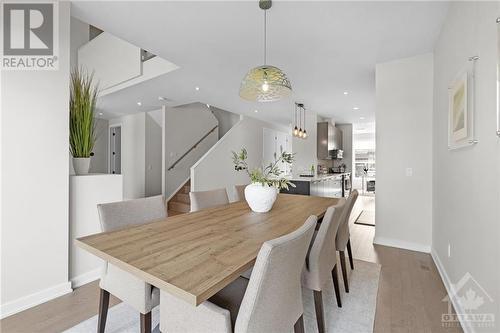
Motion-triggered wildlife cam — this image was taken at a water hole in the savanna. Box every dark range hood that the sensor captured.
[317,122,343,160]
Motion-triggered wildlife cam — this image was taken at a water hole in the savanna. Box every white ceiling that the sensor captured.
[72,1,449,125]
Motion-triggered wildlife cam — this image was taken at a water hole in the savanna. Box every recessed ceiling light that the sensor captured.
[254,110,258,113]
[195,86,200,91]
[98,112,103,116]
[137,101,142,106]
[353,107,359,110]
[343,91,349,95]
[360,117,365,120]
[206,104,210,108]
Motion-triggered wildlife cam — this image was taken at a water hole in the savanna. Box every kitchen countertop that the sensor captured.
[286,172,350,182]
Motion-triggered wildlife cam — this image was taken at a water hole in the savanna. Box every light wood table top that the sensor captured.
[76,194,341,306]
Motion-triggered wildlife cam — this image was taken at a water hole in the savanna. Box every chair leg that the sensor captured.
[140,311,152,333]
[347,238,354,270]
[294,314,305,333]
[97,288,110,333]
[313,290,325,333]
[339,251,349,293]
[331,264,342,307]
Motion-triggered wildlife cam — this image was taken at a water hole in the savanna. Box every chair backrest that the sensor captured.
[303,199,346,291]
[336,190,359,249]
[235,216,317,333]
[232,184,247,202]
[189,188,229,212]
[97,195,167,232]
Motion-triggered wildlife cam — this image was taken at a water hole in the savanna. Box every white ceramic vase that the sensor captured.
[244,183,278,213]
[73,157,91,175]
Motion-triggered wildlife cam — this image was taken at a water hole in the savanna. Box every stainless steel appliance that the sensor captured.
[317,122,343,160]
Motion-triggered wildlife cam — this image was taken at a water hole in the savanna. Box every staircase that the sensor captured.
[167,180,191,215]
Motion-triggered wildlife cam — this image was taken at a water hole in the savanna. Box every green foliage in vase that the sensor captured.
[232,147,296,190]
[69,67,98,158]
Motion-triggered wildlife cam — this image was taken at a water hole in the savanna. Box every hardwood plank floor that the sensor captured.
[1,195,462,333]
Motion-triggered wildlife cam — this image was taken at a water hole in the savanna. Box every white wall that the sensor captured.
[145,110,164,197]
[109,113,146,199]
[432,2,500,331]
[210,107,240,139]
[165,103,218,198]
[89,118,109,174]
[69,175,122,288]
[375,53,434,252]
[0,3,72,318]
[292,112,320,175]
[191,116,289,197]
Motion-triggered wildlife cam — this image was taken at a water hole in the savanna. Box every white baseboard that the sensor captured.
[373,236,431,253]
[0,281,72,319]
[431,249,473,333]
[70,268,101,289]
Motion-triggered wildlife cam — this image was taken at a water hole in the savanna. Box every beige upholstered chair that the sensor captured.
[96,195,167,333]
[302,199,345,333]
[232,184,247,202]
[160,216,318,333]
[336,190,359,292]
[190,188,230,212]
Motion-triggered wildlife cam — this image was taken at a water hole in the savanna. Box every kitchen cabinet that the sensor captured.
[263,128,292,174]
[317,122,343,159]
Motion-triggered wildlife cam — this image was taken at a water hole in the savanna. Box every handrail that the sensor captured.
[167,125,218,171]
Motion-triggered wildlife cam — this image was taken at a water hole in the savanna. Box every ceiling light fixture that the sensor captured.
[254,110,258,113]
[137,101,142,106]
[343,91,349,95]
[293,103,307,140]
[195,86,200,91]
[360,116,365,120]
[98,112,103,116]
[239,0,292,102]
[353,107,359,110]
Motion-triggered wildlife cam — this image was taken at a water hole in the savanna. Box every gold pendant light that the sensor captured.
[239,0,292,102]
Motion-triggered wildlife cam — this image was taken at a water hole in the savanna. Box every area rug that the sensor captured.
[65,260,380,333]
[354,210,376,226]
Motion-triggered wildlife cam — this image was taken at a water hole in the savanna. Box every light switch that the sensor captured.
[405,168,413,176]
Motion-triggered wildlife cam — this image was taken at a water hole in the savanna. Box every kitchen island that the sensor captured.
[282,172,351,198]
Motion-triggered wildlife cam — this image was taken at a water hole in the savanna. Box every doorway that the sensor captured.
[109,125,121,174]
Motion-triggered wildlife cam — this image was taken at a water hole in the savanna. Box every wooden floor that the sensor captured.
[1,195,462,333]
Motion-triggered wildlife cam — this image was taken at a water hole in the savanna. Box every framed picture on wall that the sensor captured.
[448,61,476,150]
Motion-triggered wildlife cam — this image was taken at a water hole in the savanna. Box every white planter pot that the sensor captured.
[244,183,278,213]
[73,157,91,175]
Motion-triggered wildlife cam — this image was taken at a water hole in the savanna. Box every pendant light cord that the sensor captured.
[264,10,267,65]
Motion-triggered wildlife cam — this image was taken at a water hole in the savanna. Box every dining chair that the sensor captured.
[96,195,167,333]
[232,184,247,202]
[160,215,318,333]
[336,189,359,293]
[190,188,229,212]
[302,199,345,333]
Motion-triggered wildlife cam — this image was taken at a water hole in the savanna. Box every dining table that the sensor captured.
[76,193,342,306]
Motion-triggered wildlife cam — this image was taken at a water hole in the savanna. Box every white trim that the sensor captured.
[70,268,101,289]
[431,249,473,333]
[0,281,72,319]
[373,236,431,253]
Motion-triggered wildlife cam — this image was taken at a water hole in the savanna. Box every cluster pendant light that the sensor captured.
[239,0,292,102]
[293,103,307,139]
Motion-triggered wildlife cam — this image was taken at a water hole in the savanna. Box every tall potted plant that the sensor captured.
[70,68,98,175]
[232,148,295,213]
